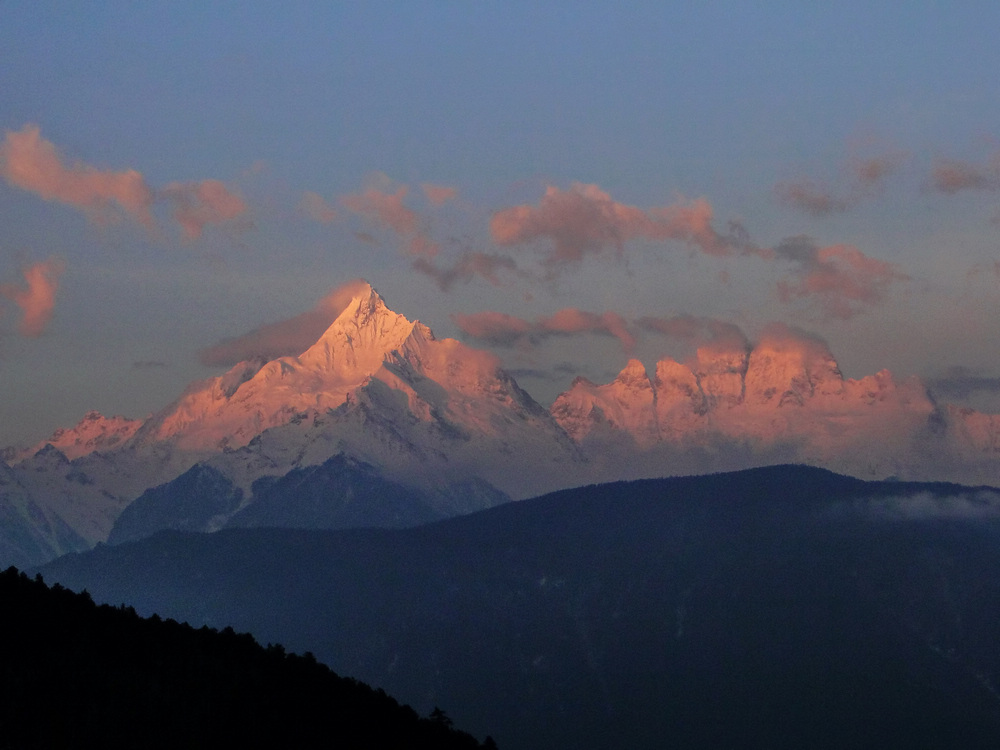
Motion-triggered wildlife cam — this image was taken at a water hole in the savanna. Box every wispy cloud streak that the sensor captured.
[162,180,247,240]
[0,124,247,238]
[775,150,907,216]
[0,258,65,337]
[454,306,635,351]
[490,183,760,272]
[931,156,1000,194]
[774,237,908,319]
[0,124,154,225]
[421,183,457,206]
[413,252,522,291]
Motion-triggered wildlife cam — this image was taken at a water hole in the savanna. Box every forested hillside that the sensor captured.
[0,567,492,749]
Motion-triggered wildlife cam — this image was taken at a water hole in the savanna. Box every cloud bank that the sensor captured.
[488,182,904,318]
[926,366,1000,400]
[301,176,909,320]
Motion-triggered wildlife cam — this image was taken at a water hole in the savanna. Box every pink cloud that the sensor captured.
[162,180,248,240]
[490,183,755,273]
[774,180,848,217]
[454,305,635,351]
[0,124,250,239]
[931,158,1000,194]
[198,279,371,366]
[341,186,419,235]
[413,252,521,291]
[852,151,907,186]
[300,191,338,223]
[541,308,636,351]
[775,238,908,319]
[451,311,532,345]
[776,150,907,216]
[407,234,440,259]
[421,183,458,206]
[490,183,648,265]
[1,258,65,337]
[0,124,154,225]
[341,182,447,260]
[638,314,749,352]
[647,197,751,257]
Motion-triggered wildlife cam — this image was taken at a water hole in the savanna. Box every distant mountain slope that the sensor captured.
[0,566,491,749]
[0,458,91,565]
[38,465,1000,750]
[107,453,501,545]
[5,410,144,464]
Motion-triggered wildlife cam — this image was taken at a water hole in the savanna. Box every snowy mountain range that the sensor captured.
[3,282,1000,568]
[552,328,1000,482]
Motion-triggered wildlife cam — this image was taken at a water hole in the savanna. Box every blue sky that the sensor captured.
[3,2,1000,446]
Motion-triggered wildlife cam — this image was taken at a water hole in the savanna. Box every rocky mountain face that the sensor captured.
[4,284,1000,568]
[552,330,1000,484]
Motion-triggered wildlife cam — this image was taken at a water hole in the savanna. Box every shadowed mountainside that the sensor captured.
[37,465,1000,749]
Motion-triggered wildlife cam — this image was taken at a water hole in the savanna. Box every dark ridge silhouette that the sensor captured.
[0,566,492,749]
[36,464,1000,749]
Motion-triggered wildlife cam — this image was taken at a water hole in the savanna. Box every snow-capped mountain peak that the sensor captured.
[550,359,658,446]
[9,411,144,464]
[117,280,580,504]
[744,331,844,406]
[298,283,420,376]
[612,359,654,392]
